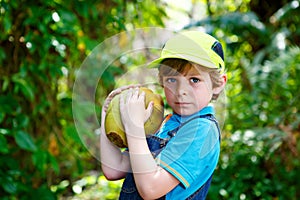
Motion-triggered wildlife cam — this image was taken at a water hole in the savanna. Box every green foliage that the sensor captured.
[0,0,166,199]
[210,126,299,199]
[216,47,300,199]
[249,47,300,127]
[200,1,300,199]
[58,175,123,200]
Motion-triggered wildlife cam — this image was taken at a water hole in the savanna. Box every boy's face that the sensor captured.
[163,66,214,116]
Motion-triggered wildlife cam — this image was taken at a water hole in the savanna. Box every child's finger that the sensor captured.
[145,101,154,121]
[132,88,140,99]
[126,88,133,103]
[119,92,125,110]
[138,91,145,101]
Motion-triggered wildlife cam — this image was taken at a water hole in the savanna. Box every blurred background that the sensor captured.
[0,0,299,199]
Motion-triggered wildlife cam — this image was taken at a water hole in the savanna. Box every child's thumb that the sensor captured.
[145,101,154,122]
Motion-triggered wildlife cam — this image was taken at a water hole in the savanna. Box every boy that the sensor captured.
[100,30,227,199]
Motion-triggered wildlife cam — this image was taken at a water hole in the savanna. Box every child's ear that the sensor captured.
[213,74,227,95]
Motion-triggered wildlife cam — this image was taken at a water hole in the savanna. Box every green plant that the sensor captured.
[0,0,166,198]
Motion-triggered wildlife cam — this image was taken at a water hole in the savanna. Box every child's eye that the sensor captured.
[190,77,201,83]
[166,77,176,83]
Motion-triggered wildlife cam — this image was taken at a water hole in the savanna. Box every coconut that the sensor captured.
[105,87,164,148]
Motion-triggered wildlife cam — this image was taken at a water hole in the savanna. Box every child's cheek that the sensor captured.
[164,87,175,99]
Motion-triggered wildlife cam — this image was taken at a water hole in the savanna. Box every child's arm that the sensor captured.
[100,85,140,180]
[100,134,130,180]
[120,88,180,199]
[100,130,129,180]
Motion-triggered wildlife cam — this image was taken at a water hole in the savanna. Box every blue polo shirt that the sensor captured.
[155,106,220,199]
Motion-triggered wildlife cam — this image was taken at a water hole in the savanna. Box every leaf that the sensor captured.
[14,131,37,152]
[32,150,48,173]
[0,47,6,63]
[2,177,17,194]
[1,76,9,92]
[48,153,60,174]
[30,184,57,200]
[3,14,12,33]
[0,112,5,124]
[65,125,82,145]
[0,134,9,153]
[0,94,20,114]
[12,77,35,101]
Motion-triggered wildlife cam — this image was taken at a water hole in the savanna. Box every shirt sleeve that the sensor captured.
[155,118,220,188]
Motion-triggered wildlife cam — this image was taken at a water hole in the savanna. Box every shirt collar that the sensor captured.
[172,105,215,123]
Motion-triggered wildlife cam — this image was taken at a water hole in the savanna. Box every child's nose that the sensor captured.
[176,80,188,96]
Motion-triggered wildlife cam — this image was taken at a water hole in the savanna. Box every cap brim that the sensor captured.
[147,54,219,70]
[147,56,180,68]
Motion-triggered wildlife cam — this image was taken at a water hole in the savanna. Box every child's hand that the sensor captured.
[101,84,141,136]
[102,84,142,113]
[119,88,153,134]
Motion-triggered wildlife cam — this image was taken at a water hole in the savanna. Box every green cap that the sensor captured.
[149,30,225,73]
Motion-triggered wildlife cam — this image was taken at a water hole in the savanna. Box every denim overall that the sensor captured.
[119,114,221,200]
